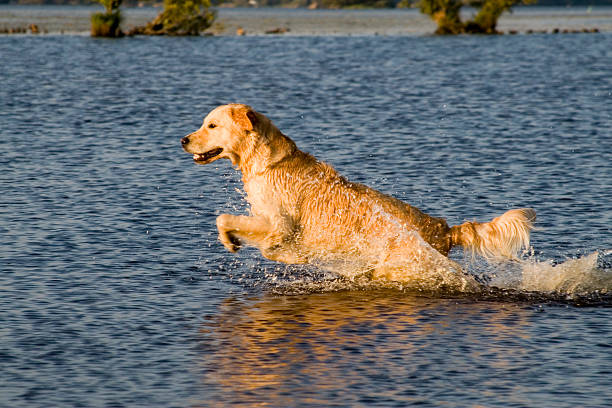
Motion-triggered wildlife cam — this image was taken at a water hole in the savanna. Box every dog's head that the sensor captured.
[181,104,264,167]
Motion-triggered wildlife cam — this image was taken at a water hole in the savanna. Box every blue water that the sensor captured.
[1,32,611,407]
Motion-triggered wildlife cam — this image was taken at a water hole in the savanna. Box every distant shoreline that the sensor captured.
[1,5,611,35]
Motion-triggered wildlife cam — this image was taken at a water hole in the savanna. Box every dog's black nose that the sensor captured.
[181,136,190,146]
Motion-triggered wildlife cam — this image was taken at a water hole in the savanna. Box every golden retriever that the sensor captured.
[181,104,536,290]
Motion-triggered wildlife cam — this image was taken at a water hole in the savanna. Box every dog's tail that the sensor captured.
[449,208,536,259]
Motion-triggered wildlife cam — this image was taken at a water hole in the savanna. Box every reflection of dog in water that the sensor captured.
[181,104,535,286]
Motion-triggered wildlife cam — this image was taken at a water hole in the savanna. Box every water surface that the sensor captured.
[1,32,611,407]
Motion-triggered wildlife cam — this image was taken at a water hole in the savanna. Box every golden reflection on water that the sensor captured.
[196,291,532,406]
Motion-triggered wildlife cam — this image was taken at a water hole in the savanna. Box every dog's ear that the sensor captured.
[246,110,258,129]
[232,106,258,132]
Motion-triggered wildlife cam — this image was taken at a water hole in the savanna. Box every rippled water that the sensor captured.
[1,31,611,407]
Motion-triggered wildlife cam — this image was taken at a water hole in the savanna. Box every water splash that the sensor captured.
[519,251,612,295]
[258,249,612,305]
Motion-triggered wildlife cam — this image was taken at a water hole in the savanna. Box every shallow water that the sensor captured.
[1,31,611,407]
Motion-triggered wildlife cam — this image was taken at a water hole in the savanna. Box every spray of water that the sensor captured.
[263,202,612,301]
[518,251,612,295]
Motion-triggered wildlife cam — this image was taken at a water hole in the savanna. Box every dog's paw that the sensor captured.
[219,232,242,253]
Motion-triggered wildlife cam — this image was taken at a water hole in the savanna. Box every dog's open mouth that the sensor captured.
[193,147,223,164]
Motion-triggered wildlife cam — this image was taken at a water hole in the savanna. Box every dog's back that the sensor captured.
[247,148,454,261]
[244,121,533,265]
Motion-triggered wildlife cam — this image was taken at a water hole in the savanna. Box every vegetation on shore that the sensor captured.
[89,0,215,36]
[2,0,607,36]
[91,0,123,36]
[248,0,535,34]
[418,0,536,34]
[129,0,215,35]
[88,0,532,36]
[6,0,612,5]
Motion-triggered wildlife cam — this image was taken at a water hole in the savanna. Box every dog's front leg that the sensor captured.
[216,214,307,264]
[216,214,282,253]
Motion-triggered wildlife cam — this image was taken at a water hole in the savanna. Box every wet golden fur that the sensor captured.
[181,104,535,287]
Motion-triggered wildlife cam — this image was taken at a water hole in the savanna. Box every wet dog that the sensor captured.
[181,104,535,288]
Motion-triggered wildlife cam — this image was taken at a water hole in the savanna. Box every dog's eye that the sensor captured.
[208,123,217,129]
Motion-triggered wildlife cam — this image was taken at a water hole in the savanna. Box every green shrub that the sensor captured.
[468,0,527,33]
[131,0,216,36]
[91,11,123,37]
[99,0,122,13]
[91,0,123,37]
[418,0,537,35]
[419,0,463,34]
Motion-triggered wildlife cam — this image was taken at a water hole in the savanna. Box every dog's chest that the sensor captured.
[243,178,284,219]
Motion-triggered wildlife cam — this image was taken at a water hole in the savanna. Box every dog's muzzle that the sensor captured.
[193,148,223,164]
[181,135,223,164]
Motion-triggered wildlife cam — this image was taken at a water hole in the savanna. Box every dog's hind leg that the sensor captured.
[369,232,481,292]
